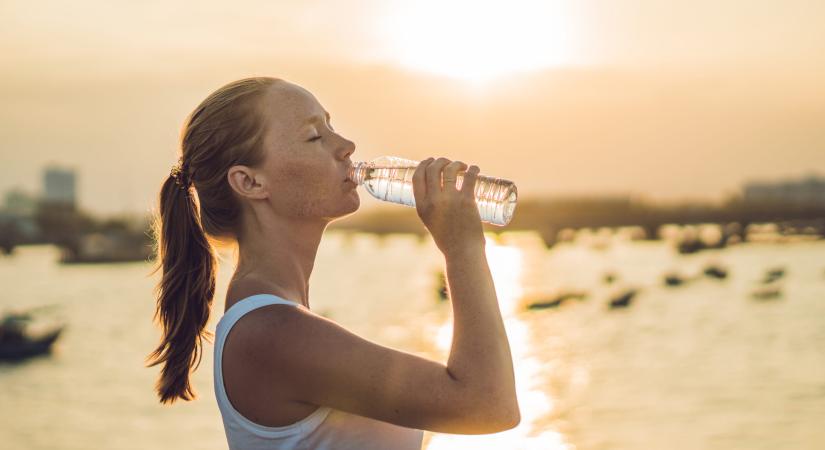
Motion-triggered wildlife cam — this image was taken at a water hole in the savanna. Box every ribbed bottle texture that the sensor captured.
[348,156,517,226]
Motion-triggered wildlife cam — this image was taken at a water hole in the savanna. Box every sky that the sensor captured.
[1,0,824,215]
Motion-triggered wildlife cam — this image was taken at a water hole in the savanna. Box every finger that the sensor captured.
[460,165,480,198]
[426,157,451,194]
[442,161,468,192]
[412,157,434,207]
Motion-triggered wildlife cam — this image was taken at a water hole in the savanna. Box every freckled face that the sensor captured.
[257,82,359,221]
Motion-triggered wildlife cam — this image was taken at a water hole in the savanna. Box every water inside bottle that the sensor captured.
[356,164,517,226]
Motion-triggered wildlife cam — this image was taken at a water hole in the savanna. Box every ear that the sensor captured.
[227,165,270,200]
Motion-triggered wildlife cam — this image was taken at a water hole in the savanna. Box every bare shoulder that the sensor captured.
[231,300,319,339]
[228,301,333,358]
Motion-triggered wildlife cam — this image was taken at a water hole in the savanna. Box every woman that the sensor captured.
[147,77,519,449]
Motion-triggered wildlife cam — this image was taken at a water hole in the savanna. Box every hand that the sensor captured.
[412,157,485,256]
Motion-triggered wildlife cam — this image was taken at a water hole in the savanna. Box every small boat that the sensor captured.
[751,285,782,301]
[677,239,704,255]
[0,312,65,360]
[608,288,637,309]
[603,272,618,284]
[762,267,786,284]
[527,297,564,310]
[435,270,448,301]
[663,273,689,287]
[703,265,728,280]
[525,291,588,310]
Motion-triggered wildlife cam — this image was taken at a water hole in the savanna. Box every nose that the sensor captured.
[337,137,355,160]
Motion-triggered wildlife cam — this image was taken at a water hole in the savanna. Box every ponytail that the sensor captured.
[146,76,277,404]
[146,173,217,404]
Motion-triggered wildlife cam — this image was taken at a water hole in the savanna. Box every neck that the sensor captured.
[235,213,328,308]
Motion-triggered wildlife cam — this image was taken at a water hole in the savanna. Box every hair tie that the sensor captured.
[170,159,193,191]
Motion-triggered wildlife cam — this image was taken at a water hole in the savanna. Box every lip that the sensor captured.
[344,165,354,182]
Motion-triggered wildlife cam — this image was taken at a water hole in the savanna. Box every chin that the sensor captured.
[341,193,361,216]
[325,193,360,222]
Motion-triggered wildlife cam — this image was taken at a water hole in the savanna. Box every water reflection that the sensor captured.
[426,237,571,449]
[5,238,821,449]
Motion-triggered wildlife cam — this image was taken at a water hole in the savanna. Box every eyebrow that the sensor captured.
[302,111,331,126]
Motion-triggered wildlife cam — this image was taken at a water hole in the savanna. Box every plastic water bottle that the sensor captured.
[348,156,518,226]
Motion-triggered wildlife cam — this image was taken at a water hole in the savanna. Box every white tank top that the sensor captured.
[213,294,425,450]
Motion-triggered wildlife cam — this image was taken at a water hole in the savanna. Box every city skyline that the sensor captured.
[3,163,824,217]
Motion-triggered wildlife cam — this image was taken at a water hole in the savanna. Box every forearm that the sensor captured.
[443,245,518,410]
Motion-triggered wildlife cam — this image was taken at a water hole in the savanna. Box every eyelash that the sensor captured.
[309,122,333,142]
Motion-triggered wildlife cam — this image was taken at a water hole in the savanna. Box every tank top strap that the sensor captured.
[222,293,306,325]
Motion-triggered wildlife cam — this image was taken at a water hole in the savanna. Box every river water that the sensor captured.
[1,232,823,449]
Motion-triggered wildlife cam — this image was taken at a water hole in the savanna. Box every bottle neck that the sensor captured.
[349,161,367,185]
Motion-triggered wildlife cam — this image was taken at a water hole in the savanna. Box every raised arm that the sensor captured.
[228,157,519,434]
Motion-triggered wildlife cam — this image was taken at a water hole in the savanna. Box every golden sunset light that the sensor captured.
[379,0,580,84]
[2,2,825,450]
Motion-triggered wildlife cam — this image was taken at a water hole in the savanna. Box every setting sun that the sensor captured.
[379,0,579,84]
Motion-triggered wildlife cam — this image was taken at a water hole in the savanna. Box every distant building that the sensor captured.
[743,175,825,208]
[42,165,77,209]
[4,188,38,217]
[0,188,40,243]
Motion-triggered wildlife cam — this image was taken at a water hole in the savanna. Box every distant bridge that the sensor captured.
[508,198,825,247]
[330,197,825,248]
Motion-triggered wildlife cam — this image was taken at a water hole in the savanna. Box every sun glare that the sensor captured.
[428,236,570,449]
[379,0,577,84]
